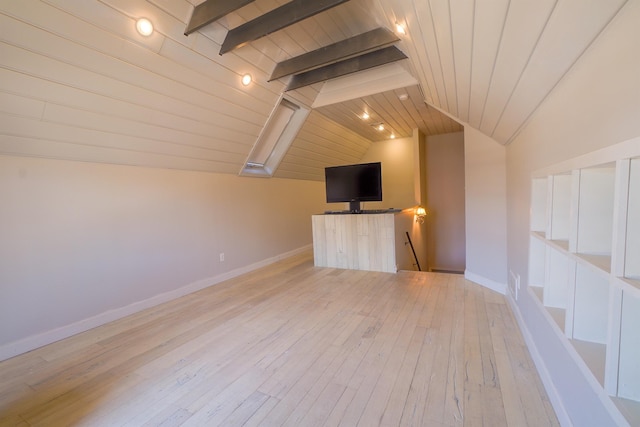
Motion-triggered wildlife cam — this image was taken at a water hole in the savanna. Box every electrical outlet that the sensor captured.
[219,253,225,262]
[509,270,520,300]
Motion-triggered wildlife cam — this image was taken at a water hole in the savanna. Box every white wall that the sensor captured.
[425,132,466,272]
[0,155,327,360]
[464,126,508,292]
[506,1,640,425]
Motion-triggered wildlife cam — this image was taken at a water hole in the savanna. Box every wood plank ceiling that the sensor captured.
[0,0,630,181]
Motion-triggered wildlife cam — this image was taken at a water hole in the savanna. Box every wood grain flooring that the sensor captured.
[0,251,559,426]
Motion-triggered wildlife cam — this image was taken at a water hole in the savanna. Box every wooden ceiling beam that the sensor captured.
[269,27,399,81]
[220,0,351,55]
[286,46,407,91]
[184,0,255,35]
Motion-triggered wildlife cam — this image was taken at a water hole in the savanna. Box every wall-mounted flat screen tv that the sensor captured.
[325,162,382,213]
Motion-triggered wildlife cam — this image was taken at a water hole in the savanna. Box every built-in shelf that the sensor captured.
[613,397,640,427]
[570,339,606,386]
[531,230,546,241]
[548,307,566,332]
[615,276,640,297]
[531,286,543,302]
[549,239,570,252]
[625,158,640,280]
[529,148,640,425]
[575,253,612,276]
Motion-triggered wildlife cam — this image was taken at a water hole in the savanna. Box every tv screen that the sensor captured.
[325,162,382,212]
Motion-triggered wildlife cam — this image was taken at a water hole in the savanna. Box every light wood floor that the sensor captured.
[0,252,559,426]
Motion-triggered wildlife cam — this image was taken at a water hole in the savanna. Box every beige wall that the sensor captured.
[359,136,418,210]
[0,155,327,358]
[425,132,466,272]
[358,133,428,271]
[464,127,508,290]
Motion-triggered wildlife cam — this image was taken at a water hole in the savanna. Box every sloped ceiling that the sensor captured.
[0,0,631,181]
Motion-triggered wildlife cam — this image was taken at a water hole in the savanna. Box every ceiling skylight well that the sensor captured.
[240,96,309,177]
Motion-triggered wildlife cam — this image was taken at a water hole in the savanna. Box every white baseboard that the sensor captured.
[464,270,507,294]
[0,245,312,362]
[506,293,573,427]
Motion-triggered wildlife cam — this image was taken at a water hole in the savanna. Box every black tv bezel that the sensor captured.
[324,162,382,213]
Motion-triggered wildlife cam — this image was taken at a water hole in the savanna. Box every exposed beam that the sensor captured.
[185,0,255,35]
[286,46,407,91]
[269,27,399,81]
[220,0,351,55]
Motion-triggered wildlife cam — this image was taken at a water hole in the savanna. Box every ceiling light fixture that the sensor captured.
[390,133,396,139]
[377,124,385,131]
[241,73,252,86]
[395,23,406,36]
[136,18,154,36]
[398,93,409,101]
[361,112,370,120]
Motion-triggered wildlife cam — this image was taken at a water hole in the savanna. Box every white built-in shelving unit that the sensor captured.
[529,138,640,425]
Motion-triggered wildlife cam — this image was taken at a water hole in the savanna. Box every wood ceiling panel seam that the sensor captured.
[294,132,370,157]
[466,0,510,128]
[316,105,373,137]
[0,65,258,142]
[6,1,279,119]
[44,2,278,112]
[484,0,558,138]
[366,97,403,136]
[403,19,440,107]
[476,0,511,134]
[293,139,369,160]
[292,127,370,149]
[414,0,451,113]
[41,103,255,155]
[493,0,628,143]
[0,67,264,141]
[429,0,459,116]
[305,7,347,45]
[477,0,556,136]
[286,144,366,162]
[370,92,407,135]
[387,90,415,132]
[0,40,271,135]
[410,0,447,110]
[0,135,245,175]
[0,114,249,165]
[287,150,367,165]
[304,114,373,148]
[449,0,474,123]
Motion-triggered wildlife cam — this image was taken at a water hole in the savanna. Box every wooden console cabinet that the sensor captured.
[311,213,398,273]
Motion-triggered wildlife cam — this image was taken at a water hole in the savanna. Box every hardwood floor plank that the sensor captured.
[0,252,558,426]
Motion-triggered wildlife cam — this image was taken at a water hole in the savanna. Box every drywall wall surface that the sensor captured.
[359,136,417,210]
[506,1,640,424]
[464,126,508,287]
[425,132,465,272]
[0,155,326,354]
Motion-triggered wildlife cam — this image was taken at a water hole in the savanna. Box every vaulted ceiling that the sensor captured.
[0,0,630,181]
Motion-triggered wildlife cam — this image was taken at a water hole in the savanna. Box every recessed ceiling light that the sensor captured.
[395,23,406,36]
[398,93,409,101]
[390,133,396,139]
[136,18,154,36]
[377,124,385,131]
[361,112,370,120]
[241,73,252,86]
